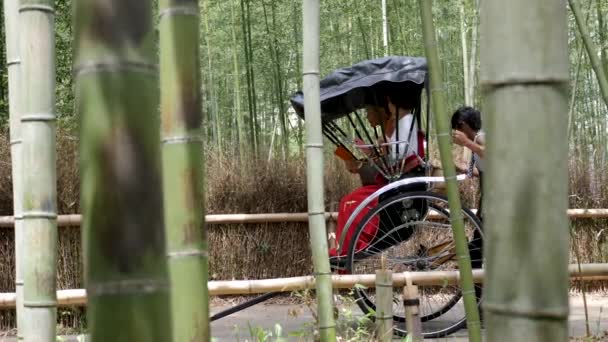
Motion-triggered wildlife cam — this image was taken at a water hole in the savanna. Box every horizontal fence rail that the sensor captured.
[0,263,606,309]
[1,209,608,228]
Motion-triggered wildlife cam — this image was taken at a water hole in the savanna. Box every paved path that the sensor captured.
[209,293,607,341]
[0,294,605,341]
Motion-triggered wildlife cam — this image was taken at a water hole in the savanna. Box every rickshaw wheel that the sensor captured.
[345,191,483,339]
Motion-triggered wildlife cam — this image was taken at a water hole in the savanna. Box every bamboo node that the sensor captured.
[74,61,158,78]
[318,325,336,330]
[305,143,324,148]
[376,283,393,288]
[158,6,199,20]
[480,76,570,89]
[161,135,204,144]
[89,279,169,296]
[167,249,208,259]
[19,4,55,13]
[23,300,57,308]
[456,255,471,262]
[6,59,20,67]
[9,139,22,146]
[21,211,57,219]
[483,302,569,320]
[21,113,56,122]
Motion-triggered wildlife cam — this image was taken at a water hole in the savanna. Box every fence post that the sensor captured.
[375,266,393,341]
[404,274,423,341]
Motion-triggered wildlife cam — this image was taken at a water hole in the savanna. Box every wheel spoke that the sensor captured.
[344,191,484,338]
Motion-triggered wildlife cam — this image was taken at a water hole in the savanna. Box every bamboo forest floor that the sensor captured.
[0,293,605,341]
[206,293,608,341]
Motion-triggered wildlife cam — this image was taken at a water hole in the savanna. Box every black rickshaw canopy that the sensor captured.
[290,56,427,122]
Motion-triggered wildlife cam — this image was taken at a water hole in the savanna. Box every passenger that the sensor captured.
[331,88,426,262]
[343,90,422,179]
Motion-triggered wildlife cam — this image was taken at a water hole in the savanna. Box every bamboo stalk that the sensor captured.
[481,0,570,340]
[381,0,388,55]
[74,1,171,340]
[3,0,24,339]
[403,283,422,342]
[302,0,337,340]
[158,0,209,340]
[229,0,245,162]
[19,0,58,340]
[568,42,585,139]
[375,268,393,341]
[598,0,608,74]
[418,1,481,341]
[0,264,605,309]
[459,0,471,106]
[569,0,608,111]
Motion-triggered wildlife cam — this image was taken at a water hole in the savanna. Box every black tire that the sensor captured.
[345,191,483,339]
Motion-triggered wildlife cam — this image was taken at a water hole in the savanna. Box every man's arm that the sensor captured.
[465,134,485,158]
[453,130,485,159]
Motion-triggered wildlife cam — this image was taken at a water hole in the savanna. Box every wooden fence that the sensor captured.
[0,263,605,308]
[1,209,608,228]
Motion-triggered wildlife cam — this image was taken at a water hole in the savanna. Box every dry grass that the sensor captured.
[0,132,606,330]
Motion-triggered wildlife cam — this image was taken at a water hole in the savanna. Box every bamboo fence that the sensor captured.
[0,209,607,228]
[0,264,605,309]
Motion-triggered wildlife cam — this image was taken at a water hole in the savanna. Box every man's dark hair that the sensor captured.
[366,82,421,112]
[451,106,481,131]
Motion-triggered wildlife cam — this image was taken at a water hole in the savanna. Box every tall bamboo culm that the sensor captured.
[569,0,608,111]
[19,0,58,340]
[302,0,337,340]
[74,1,171,340]
[3,0,24,339]
[418,1,482,341]
[158,0,209,340]
[481,0,570,340]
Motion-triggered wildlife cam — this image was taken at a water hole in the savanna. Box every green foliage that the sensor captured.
[0,0,604,165]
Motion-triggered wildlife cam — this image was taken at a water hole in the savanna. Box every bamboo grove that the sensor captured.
[0,0,606,341]
[0,0,606,163]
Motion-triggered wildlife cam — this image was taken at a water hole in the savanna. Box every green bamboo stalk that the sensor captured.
[480,0,570,340]
[19,0,58,340]
[302,0,337,340]
[158,0,209,340]
[74,1,171,340]
[597,0,607,73]
[230,0,245,162]
[201,0,221,152]
[459,0,471,105]
[245,0,259,155]
[418,1,482,342]
[569,0,608,111]
[375,268,393,341]
[568,42,585,140]
[240,0,256,154]
[3,0,24,339]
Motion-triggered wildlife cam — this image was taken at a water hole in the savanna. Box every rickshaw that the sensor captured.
[290,56,484,338]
